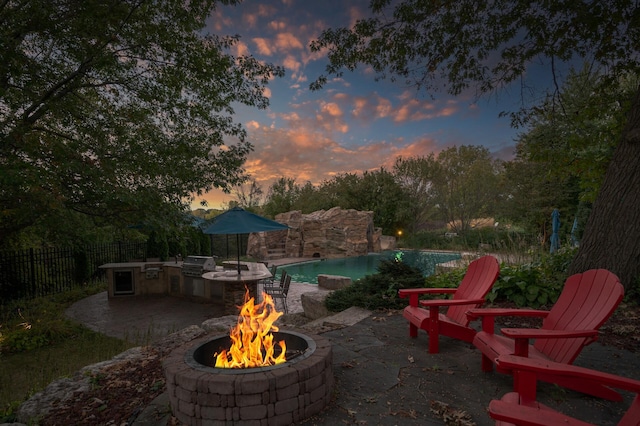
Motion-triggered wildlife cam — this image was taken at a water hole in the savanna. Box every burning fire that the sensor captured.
[214,289,287,368]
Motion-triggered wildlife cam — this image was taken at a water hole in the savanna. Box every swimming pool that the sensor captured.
[279,250,461,284]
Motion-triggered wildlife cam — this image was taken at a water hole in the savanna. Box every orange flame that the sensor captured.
[214,289,287,368]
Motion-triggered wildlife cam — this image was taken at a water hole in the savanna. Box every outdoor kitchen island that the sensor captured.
[100,258,271,314]
[201,261,272,315]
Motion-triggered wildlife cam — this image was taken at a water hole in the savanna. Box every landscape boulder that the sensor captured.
[247,207,387,260]
[317,274,352,290]
[300,290,333,320]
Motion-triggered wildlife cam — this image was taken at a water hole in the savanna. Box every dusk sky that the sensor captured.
[195,0,552,209]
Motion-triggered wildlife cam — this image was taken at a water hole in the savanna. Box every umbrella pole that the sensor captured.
[236,234,241,274]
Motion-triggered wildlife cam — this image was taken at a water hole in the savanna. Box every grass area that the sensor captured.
[0,283,136,420]
[0,329,134,416]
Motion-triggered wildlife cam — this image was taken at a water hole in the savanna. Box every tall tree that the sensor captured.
[262,177,300,218]
[353,168,407,234]
[433,146,502,234]
[232,178,264,211]
[392,155,440,233]
[517,68,636,204]
[499,157,579,245]
[0,0,283,246]
[311,0,640,288]
[504,68,636,246]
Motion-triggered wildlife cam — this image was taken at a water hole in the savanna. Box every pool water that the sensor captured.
[279,250,461,284]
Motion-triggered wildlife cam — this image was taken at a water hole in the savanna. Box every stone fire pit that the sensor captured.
[163,330,333,425]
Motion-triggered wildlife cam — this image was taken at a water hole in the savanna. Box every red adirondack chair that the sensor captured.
[467,269,624,400]
[489,355,640,426]
[398,255,499,354]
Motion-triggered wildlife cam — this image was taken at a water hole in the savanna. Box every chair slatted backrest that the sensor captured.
[282,275,292,296]
[262,264,279,287]
[447,255,500,325]
[535,269,624,364]
[277,270,288,287]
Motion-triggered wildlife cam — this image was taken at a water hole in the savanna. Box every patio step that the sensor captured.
[267,248,287,259]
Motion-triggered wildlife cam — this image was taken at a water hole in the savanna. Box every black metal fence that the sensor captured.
[209,234,249,260]
[0,242,147,302]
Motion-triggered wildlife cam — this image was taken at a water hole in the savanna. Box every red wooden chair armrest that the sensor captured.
[399,287,457,296]
[399,287,458,306]
[419,298,486,308]
[498,329,599,358]
[489,399,593,426]
[496,355,640,394]
[501,328,598,340]
[466,308,549,320]
[466,309,550,335]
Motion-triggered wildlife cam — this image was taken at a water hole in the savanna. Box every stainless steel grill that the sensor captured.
[182,256,217,277]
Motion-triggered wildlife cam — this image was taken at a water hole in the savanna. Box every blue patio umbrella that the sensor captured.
[202,207,289,273]
[550,209,560,254]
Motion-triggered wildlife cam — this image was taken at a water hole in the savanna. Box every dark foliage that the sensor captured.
[325,259,425,311]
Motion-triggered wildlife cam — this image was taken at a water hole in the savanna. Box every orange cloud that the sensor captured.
[275,33,304,51]
[283,54,301,73]
[316,101,348,133]
[252,37,273,56]
[233,41,250,57]
[191,125,443,210]
[268,20,287,31]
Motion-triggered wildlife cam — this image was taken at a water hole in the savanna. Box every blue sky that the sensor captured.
[195,0,545,209]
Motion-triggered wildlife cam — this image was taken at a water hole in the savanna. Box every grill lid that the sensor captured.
[182,256,217,277]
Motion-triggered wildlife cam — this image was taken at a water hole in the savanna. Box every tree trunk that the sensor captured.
[569,85,640,290]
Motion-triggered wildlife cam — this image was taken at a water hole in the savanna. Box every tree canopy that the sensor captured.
[311,0,640,288]
[0,0,283,247]
[311,0,638,99]
[433,146,502,234]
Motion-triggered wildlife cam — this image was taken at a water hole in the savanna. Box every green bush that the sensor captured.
[325,258,501,312]
[325,259,425,311]
[422,268,466,290]
[324,246,577,312]
[487,248,576,308]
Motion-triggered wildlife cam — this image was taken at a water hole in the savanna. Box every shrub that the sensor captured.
[487,247,576,308]
[422,268,466,289]
[325,259,425,311]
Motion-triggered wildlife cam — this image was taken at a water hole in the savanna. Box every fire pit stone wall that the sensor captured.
[163,330,333,425]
